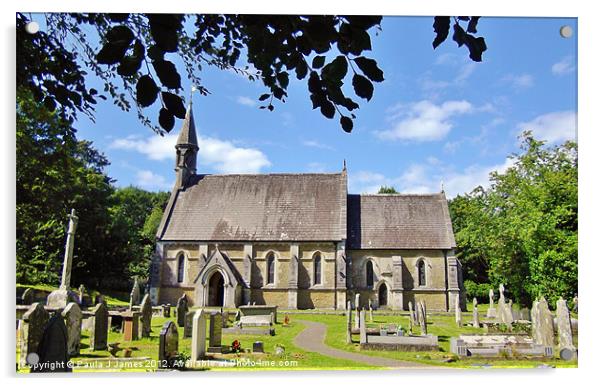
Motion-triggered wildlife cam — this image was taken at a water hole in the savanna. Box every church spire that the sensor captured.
[174,99,199,189]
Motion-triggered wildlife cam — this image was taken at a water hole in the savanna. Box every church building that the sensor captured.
[149,103,464,311]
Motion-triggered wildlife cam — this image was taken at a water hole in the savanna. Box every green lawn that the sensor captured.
[17,305,577,372]
[291,312,578,369]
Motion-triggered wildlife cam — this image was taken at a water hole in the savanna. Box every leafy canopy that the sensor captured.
[17,13,485,135]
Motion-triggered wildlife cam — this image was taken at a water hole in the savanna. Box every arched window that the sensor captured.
[266,253,275,284]
[418,259,426,286]
[314,254,322,285]
[177,254,185,283]
[366,260,374,288]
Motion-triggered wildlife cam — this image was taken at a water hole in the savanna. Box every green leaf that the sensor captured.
[159,108,175,132]
[340,116,353,133]
[295,60,308,80]
[105,26,135,45]
[320,99,335,119]
[353,57,384,82]
[259,94,270,101]
[136,75,159,107]
[96,42,130,65]
[464,35,487,62]
[161,92,186,119]
[452,23,465,47]
[432,16,451,49]
[321,55,348,82]
[467,17,480,33]
[352,74,374,101]
[148,14,182,53]
[312,56,326,69]
[152,60,181,89]
[277,72,289,88]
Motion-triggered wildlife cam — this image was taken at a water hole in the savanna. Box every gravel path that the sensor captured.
[293,320,434,369]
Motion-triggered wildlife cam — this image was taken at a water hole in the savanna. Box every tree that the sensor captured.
[377,185,399,194]
[16,13,486,134]
[449,132,577,306]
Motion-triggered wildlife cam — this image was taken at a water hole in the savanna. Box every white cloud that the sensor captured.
[110,134,271,174]
[135,170,171,190]
[552,56,576,76]
[302,140,334,150]
[501,73,534,89]
[377,100,473,142]
[517,110,577,144]
[236,96,257,107]
[349,158,516,197]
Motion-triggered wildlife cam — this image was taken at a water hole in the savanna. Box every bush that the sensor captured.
[464,280,492,304]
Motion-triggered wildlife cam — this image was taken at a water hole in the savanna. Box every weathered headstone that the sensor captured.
[176,294,188,327]
[354,302,360,329]
[184,310,195,338]
[122,311,140,341]
[191,310,206,362]
[31,315,71,372]
[359,309,367,344]
[556,297,576,357]
[532,297,554,348]
[408,301,415,332]
[78,284,86,305]
[207,312,223,353]
[130,277,141,309]
[18,303,50,369]
[252,341,264,353]
[61,302,82,356]
[47,209,79,308]
[472,298,480,328]
[486,288,497,318]
[346,301,352,344]
[455,293,462,327]
[572,295,578,313]
[21,288,34,305]
[417,302,427,335]
[90,302,108,350]
[140,294,152,338]
[420,300,427,333]
[159,321,179,369]
[368,299,374,322]
[355,293,360,310]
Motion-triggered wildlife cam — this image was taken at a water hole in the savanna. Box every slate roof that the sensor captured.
[346,193,456,249]
[158,172,348,242]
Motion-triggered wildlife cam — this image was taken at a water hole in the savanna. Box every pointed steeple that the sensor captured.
[176,102,199,148]
[174,100,199,189]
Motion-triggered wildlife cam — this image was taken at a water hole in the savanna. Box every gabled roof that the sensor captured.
[346,192,456,250]
[157,172,348,242]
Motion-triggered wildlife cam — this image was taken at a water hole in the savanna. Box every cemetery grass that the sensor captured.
[21,313,380,372]
[292,310,578,369]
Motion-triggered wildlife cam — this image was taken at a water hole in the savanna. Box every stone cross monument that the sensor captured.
[47,209,79,308]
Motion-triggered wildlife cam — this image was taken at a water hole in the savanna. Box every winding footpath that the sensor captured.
[293,320,434,369]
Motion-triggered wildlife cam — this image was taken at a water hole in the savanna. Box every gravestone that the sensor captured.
[359,309,367,344]
[140,294,152,338]
[19,303,50,369]
[354,303,360,329]
[159,321,179,369]
[346,301,352,343]
[368,299,374,322]
[90,302,108,350]
[122,311,140,341]
[130,277,141,309]
[176,294,188,327]
[572,295,578,313]
[486,288,497,318]
[31,315,71,372]
[61,302,82,356]
[22,288,34,305]
[420,300,427,334]
[78,284,86,305]
[355,293,360,310]
[408,301,415,332]
[252,341,264,353]
[532,297,554,347]
[207,312,223,353]
[184,310,196,338]
[191,310,206,362]
[556,297,576,357]
[472,298,480,328]
[417,302,427,335]
[455,293,462,327]
[47,209,79,308]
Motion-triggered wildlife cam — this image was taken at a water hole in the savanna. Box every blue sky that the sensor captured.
[51,16,577,197]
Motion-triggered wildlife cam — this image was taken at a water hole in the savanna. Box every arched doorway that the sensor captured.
[207,272,225,307]
[378,283,388,307]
